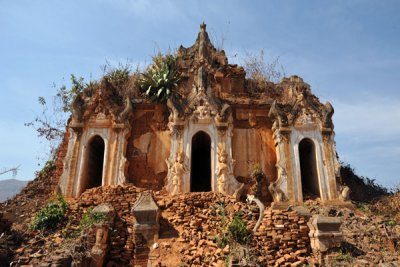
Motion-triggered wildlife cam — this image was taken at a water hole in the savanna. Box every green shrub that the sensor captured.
[228,213,250,244]
[137,53,180,103]
[386,219,396,227]
[251,163,266,197]
[36,160,56,179]
[56,74,87,113]
[105,65,130,85]
[30,195,68,230]
[337,252,351,261]
[79,208,107,231]
[215,235,230,249]
[356,203,370,213]
[215,201,230,248]
[251,163,264,181]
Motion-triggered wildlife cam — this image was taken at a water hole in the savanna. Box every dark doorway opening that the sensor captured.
[299,138,320,199]
[190,131,211,192]
[81,135,105,194]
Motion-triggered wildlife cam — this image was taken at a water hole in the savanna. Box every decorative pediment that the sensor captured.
[70,83,133,127]
[294,109,319,128]
[269,80,335,131]
[188,87,219,122]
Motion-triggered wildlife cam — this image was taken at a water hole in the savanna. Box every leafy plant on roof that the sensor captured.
[137,53,180,103]
[103,61,131,86]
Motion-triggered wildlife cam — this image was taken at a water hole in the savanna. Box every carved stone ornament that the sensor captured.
[215,144,240,195]
[165,152,187,195]
[96,111,107,120]
[215,148,229,194]
[339,185,350,201]
[118,96,133,123]
[274,130,289,146]
[294,109,315,126]
[167,97,184,123]
[268,100,288,129]
[268,163,288,202]
[191,87,218,121]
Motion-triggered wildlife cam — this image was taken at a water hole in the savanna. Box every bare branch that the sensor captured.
[0,165,20,177]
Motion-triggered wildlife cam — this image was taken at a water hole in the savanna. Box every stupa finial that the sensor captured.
[200,22,206,32]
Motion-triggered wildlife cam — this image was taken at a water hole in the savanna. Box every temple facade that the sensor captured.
[59,24,341,204]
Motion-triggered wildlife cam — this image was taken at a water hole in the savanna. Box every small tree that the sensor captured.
[228,213,251,245]
[25,75,87,158]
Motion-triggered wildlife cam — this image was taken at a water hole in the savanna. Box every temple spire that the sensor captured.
[198,22,207,59]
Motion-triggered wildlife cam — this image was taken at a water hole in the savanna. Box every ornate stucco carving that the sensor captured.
[339,185,350,201]
[118,96,133,123]
[322,102,334,129]
[268,163,288,202]
[167,97,184,123]
[166,152,187,195]
[216,148,229,194]
[188,87,218,122]
[268,100,288,129]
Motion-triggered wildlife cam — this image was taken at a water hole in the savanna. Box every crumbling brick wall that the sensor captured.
[126,110,169,190]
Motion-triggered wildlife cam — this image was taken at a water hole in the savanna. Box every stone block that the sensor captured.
[132,191,160,226]
[307,215,342,253]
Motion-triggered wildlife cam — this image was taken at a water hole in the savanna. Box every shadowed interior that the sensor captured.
[81,135,105,194]
[190,131,211,192]
[299,138,320,198]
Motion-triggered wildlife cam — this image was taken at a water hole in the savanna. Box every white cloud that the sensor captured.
[332,95,400,188]
[333,96,400,138]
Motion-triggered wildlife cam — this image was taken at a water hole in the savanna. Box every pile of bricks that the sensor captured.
[65,185,144,265]
[253,209,310,266]
[158,192,252,265]
[9,185,311,266]
[157,192,310,266]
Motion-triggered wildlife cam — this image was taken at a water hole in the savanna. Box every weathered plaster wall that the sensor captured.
[232,128,276,181]
[126,110,170,189]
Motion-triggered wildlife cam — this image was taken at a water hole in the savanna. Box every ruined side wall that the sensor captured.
[232,107,277,182]
[55,126,71,188]
[232,128,276,180]
[126,108,170,189]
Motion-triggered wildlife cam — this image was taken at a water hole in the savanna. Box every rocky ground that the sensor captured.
[303,199,400,266]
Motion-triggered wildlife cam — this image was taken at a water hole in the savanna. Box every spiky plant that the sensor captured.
[137,53,180,103]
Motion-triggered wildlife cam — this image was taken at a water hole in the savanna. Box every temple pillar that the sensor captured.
[60,123,83,198]
[322,129,339,200]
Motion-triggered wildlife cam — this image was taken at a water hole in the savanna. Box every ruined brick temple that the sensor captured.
[59,23,342,204]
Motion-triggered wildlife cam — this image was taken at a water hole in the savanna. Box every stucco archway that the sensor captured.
[80,135,105,194]
[299,138,320,199]
[190,131,211,192]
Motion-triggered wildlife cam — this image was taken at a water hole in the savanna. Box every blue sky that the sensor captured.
[0,0,399,189]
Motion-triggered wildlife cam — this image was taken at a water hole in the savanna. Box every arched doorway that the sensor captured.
[81,135,105,194]
[299,138,320,199]
[190,131,211,192]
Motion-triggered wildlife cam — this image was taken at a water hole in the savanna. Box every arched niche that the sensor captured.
[298,138,320,199]
[190,131,212,192]
[79,135,105,195]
